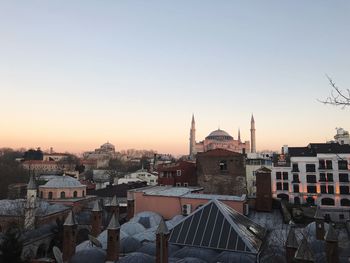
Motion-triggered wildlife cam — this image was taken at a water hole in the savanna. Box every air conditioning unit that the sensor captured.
[182,204,192,216]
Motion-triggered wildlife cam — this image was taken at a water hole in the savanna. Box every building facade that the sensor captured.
[196,149,246,196]
[157,161,196,187]
[272,143,350,221]
[189,115,255,158]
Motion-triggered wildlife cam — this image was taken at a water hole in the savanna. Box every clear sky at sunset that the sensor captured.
[0,1,349,155]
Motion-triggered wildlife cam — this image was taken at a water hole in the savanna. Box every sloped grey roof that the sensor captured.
[156,218,169,235]
[294,236,314,262]
[41,175,84,188]
[107,214,120,230]
[324,224,338,242]
[286,227,299,249]
[169,199,266,254]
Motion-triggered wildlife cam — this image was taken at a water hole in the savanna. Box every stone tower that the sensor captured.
[24,173,37,230]
[91,200,102,237]
[238,128,241,142]
[62,211,77,263]
[189,114,196,158]
[156,218,170,263]
[250,114,256,153]
[106,214,121,262]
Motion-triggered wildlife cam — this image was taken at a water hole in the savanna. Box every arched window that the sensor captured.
[73,191,78,198]
[82,190,85,197]
[340,198,350,207]
[321,198,335,206]
[277,193,289,202]
[40,191,43,198]
[294,197,300,205]
[48,192,53,199]
[306,197,315,205]
[60,191,65,199]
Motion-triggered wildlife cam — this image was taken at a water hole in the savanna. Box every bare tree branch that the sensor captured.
[319,75,350,108]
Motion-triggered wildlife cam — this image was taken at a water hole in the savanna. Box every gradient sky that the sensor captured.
[0,1,349,155]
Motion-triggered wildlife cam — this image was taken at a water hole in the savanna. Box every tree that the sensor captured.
[320,76,350,107]
[0,224,24,263]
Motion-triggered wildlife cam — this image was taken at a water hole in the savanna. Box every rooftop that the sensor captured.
[129,185,203,197]
[40,175,84,188]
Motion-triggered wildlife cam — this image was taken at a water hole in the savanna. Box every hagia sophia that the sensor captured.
[189,114,256,158]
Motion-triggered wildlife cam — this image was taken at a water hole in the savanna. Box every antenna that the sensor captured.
[53,246,63,263]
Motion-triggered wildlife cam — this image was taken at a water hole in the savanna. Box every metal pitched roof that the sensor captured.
[294,236,314,262]
[64,211,78,226]
[27,174,37,190]
[169,199,266,254]
[156,218,169,235]
[107,214,120,230]
[285,227,299,249]
[324,224,338,242]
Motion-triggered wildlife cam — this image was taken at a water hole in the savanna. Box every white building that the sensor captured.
[245,152,273,197]
[118,168,158,186]
[272,143,350,222]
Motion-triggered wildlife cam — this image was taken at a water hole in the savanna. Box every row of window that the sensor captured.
[276,183,350,194]
[159,170,182,178]
[277,194,350,207]
[276,172,349,182]
[291,160,348,173]
[40,190,84,199]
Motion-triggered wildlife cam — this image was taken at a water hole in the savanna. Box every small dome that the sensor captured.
[41,176,84,188]
[120,237,142,254]
[121,222,146,236]
[176,257,207,263]
[173,247,218,261]
[137,242,181,256]
[130,211,163,229]
[116,252,154,263]
[206,129,233,140]
[69,247,106,263]
[101,142,115,150]
[213,251,256,263]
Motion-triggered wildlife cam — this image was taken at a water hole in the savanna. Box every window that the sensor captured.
[292,163,299,172]
[340,198,350,206]
[60,191,65,199]
[338,160,348,170]
[293,185,299,193]
[321,185,327,193]
[276,172,281,180]
[321,198,335,206]
[294,197,300,204]
[176,183,181,187]
[283,183,289,191]
[219,160,227,171]
[73,191,78,198]
[340,186,350,195]
[339,214,345,220]
[160,172,164,178]
[306,164,316,172]
[82,190,85,197]
[326,160,333,169]
[306,174,316,183]
[184,182,188,187]
[319,160,326,169]
[292,174,299,183]
[339,173,349,182]
[307,185,317,193]
[176,170,182,176]
[306,197,315,205]
[328,185,334,194]
[282,172,288,180]
[48,192,53,199]
[276,182,282,190]
[319,173,326,182]
[327,173,333,182]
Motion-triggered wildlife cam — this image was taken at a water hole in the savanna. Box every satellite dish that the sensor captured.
[53,246,63,263]
[88,234,102,248]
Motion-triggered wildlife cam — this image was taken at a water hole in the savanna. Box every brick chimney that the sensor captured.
[324,224,339,263]
[156,218,170,263]
[91,200,102,237]
[110,195,119,218]
[294,235,314,263]
[106,214,120,262]
[127,199,135,221]
[285,226,299,263]
[314,206,325,240]
[62,211,77,263]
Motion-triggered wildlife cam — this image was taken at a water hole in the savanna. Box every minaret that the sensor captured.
[106,214,121,262]
[238,128,241,142]
[62,211,77,263]
[91,200,102,237]
[189,114,196,158]
[250,114,256,153]
[24,173,37,230]
[156,218,170,263]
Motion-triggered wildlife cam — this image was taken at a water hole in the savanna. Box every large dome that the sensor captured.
[206,129,233,140]
[41,175,84,188]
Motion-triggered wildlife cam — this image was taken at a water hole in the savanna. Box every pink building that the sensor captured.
[128,186,247,219]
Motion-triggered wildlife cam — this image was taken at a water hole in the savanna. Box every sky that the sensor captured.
[0,1,349,155]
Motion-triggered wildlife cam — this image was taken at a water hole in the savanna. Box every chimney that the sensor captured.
[314,207,325,240]
[62,211,77,263]
[127,199,135,221]
[109,195,120,218]
[156,218,170,263]
[91,200,103,237]
[106,214,120,262]
[294,235,314,263]
[324,224,339,263]
[285,226,299,263]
